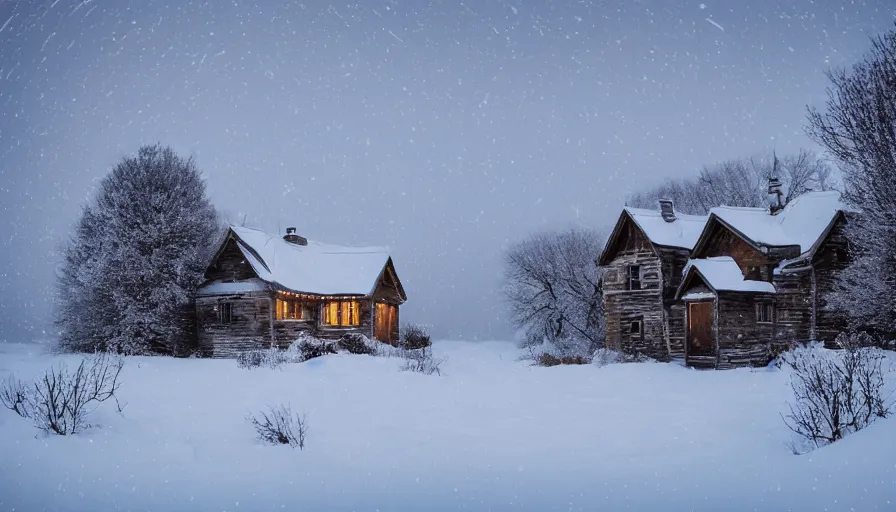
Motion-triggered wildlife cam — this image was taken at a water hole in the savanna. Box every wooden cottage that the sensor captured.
[195,226,407,358]
[598,200,707,360]
[677,190,849,368]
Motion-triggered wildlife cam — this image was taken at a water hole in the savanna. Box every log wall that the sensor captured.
[196,292,272,358]
[812,216,850,345]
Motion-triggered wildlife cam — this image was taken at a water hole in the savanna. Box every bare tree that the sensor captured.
[807,27,896,335]
[627,150,835,215]
[503,228,605,359]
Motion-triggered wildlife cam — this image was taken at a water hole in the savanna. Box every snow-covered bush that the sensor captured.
[782,334,894,452]
[0,375,31,418]
[248,404,308,449]
[338,333,378,355]
[236,348,289,370]
[398,324,432,350]
[399,346,445,376]
[20,353,125,436]
[527,338,595,366]
[295,335,338,361]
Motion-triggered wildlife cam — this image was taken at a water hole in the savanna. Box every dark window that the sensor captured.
[217,302,233,324]
[756,303,775,323]
[836,248,849,263]
[628,265,641,290]
[629,319,642,339]
[746,266,761,280]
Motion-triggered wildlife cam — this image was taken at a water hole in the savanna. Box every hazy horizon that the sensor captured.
[1,0,894,343]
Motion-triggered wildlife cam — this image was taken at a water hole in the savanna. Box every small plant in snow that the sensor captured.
[399,346,445,376]
[338,333,378,355]
[782,334,894,453]
[0,375,31,418]
[248,404,308,449]
[22,352,126,436]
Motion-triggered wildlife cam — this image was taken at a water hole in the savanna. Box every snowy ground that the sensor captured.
[0,341,894,511]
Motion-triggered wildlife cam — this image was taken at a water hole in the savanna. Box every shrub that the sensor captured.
[296,338,337,361]
[399,346,445,375]
[10,353,126,436]
[399,324,432,350]
[338,333,377,355]
[535,353,590,367]
[781,334,894,452]
[248,404,308,449]
[0,375,31,418]
[236,348,292,370]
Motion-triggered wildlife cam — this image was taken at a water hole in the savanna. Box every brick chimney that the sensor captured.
[283,227,308,246]
[658,199,676,223]
[767,177,784,215]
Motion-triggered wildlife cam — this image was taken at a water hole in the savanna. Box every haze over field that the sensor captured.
[1,0,893,342]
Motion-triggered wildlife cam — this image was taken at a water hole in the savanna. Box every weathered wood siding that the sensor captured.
[204,237,258,282]
[658,247,691,358]
[196,292,272,358]
[697,222,775,280]
[602,217,668,360]
[715,293,776,368]
[812,215,850,345]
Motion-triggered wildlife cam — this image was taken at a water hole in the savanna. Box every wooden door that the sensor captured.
[687,301,715,356]
[374,303,396,343]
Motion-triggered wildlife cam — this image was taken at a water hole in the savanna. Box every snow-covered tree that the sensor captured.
[626,149,834,215]
[503,228,605,359]
[57,144,218,355]
[807,28,896,336]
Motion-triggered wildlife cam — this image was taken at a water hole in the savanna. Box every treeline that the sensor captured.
[626,149,835,215]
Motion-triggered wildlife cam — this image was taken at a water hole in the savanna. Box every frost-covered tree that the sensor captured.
[503,228,605,359]
[807,27,896,335]
[57,144,218,355]
[627,149,834,215]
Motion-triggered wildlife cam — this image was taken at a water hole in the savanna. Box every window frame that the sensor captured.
[629,318,643,340]
[216,302,233,324]
[628,265,642,290]
[276,298,313,322]
[756,303,775,324]
[321,300,361,328]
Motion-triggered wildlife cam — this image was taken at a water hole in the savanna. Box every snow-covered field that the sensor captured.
[0,341,894,511]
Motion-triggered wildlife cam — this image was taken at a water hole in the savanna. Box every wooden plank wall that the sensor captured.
[196,292,272,358]
[812,216,850,345]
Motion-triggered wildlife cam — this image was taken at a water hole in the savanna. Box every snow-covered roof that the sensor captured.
[225,226,394,297]
[708,191,845,254]
[197,278,268,296]
[683,257,776,294]
[623,207,708,250]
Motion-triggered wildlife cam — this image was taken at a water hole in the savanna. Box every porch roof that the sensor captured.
[681,257,776,295]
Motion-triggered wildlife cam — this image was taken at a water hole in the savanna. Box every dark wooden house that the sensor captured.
[195,226,407,358]
[677,190,849,368]
[598,200,708,361]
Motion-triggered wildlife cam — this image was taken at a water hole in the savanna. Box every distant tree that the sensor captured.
[626,149,834,215]
[807,27,896,335]
[57,144,218,355]
[503,228,605,359]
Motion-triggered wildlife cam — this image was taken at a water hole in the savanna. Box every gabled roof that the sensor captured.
[694,191,847,257]
[677,256,776,299]
[599,206,707,265]
[202,226,406,300]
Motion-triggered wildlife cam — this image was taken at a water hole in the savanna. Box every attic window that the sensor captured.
[322,300,361,327]
[628,265,641,290]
